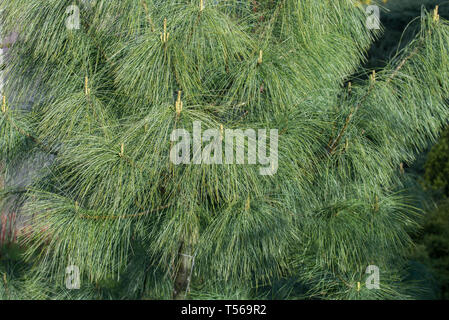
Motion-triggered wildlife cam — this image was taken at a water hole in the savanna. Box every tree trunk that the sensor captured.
[172,241,194,300]
[0,162,4,189]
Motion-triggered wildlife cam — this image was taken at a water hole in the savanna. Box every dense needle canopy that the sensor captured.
[1,0,449,299]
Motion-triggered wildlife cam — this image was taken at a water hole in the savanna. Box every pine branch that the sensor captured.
[386,47,420,84]
[1,109,57,156]
[328,41,423,155]
[327,75,376,155]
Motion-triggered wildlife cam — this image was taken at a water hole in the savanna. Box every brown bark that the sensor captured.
[172,242,194,300]
[0,162,4,189]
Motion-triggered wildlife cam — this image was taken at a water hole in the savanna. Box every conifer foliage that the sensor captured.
[1,0,449,299]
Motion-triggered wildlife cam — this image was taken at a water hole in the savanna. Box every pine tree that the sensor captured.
[1,0,449,300]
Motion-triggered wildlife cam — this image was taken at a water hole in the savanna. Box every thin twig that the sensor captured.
[386,47,419,84]
[327,81,375,154]
[328,45,421,155]
[336,273,353,289]
[141,0,155,32]
[78,203,172,220]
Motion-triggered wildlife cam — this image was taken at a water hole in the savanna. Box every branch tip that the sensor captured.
[1,96,6,113]
[175,90,183,116]
[257,50,263,65]
[434,5,439,22]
